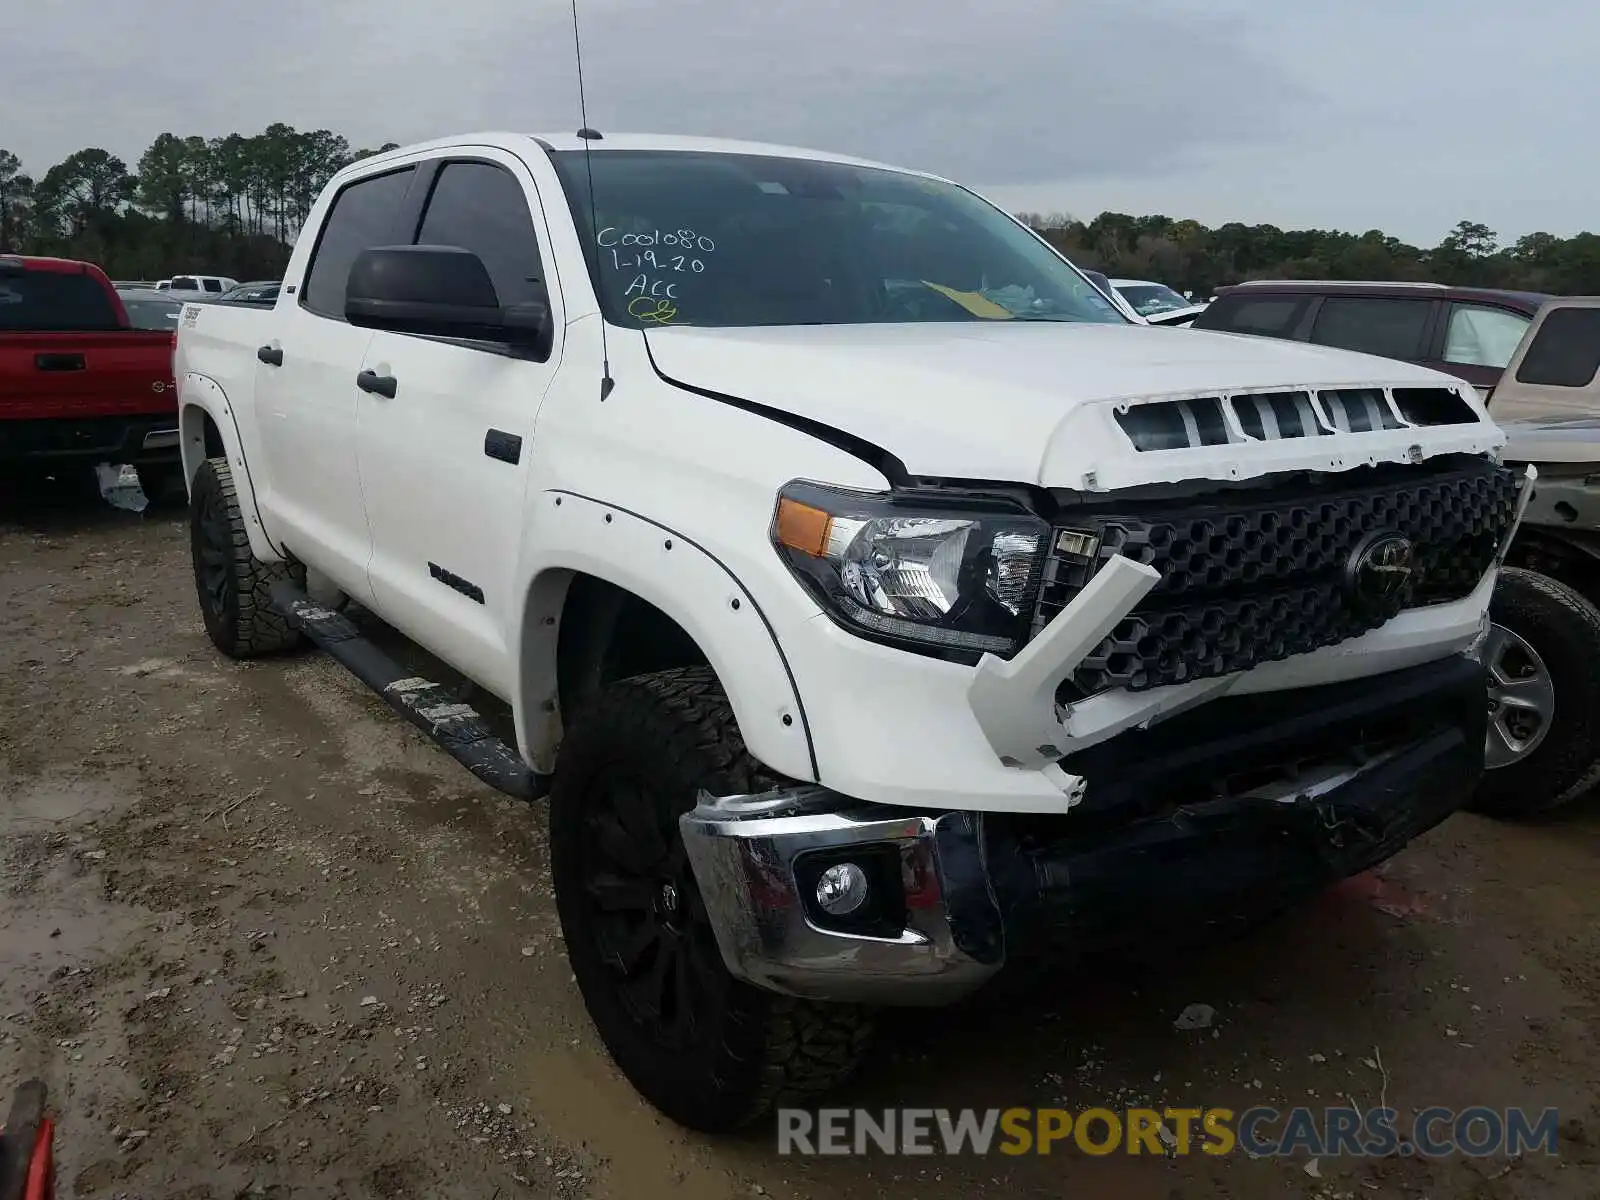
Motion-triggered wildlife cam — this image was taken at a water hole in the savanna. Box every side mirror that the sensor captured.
[345,245,552,355]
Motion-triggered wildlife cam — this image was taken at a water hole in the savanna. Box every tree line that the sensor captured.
[0,125,398,281]
[3,124,1599,293]
[1021,212,1600,297]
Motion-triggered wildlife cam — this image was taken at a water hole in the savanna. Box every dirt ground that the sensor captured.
[2,478,1598,1200]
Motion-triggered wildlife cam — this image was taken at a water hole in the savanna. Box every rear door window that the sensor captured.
[169,276,199,290]
[301,166,418,318]
[1309,297,1432,361]
[0,270,122,331]
[1193,294,1308,339]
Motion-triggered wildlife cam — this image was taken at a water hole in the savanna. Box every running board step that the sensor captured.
[268,581,549,801]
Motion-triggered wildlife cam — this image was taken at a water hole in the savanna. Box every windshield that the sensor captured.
[550,150,1126,330]
[1115,283,1194,316]
[121,294,184,329]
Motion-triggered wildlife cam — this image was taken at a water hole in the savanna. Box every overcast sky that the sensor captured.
[4,0,1595,245]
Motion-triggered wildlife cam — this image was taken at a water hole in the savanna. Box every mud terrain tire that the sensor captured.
[550,666,873,1132]
[189,456,302,659]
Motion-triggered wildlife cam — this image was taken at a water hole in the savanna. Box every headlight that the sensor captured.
[771,481,1050,656]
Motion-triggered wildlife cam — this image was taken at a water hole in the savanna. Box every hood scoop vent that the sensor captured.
[1113,387,1478,453]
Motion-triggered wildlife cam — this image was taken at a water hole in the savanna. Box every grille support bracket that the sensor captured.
[968,555,1161,777]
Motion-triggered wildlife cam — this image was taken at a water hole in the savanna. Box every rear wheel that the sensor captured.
[189,456,302,659]
[549,666,873,1132]
[1468,567,1600,818]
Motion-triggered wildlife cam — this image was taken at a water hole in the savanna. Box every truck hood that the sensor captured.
[643,322,1475,485]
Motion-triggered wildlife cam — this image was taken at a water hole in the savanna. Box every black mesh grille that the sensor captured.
[1036,457,1521,696]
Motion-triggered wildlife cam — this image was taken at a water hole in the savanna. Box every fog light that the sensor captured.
[815,862,870,916]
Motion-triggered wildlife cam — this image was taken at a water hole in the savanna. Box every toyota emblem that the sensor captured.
[1344,531,1415,615]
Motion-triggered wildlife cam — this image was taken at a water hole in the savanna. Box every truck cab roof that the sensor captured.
[342,130,925,178]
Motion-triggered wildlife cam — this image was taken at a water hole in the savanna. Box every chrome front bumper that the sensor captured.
[678,787,1001,1006]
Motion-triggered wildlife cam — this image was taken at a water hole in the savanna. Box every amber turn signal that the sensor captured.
[774,497,833,558]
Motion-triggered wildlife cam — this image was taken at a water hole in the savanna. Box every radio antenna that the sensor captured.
[570,0,613,400]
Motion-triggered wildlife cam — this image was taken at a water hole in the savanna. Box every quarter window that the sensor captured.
[1310,297,1431,361]
[301,166,417,317]
[415,162,545,307]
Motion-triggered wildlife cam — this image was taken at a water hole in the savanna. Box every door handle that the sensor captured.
[257,345,283,366]
[357,369,397,398]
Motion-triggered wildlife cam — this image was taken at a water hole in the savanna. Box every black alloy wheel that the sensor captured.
[578,765,724,1051]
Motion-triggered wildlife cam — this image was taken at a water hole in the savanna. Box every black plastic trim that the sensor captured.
[984,679,1482,958]
[792,844,908,938]
[356,369,398,398]
[429,561,486,604]
[484,428,523,464]
[640,335,911,487]
[548,488,820,782]
[1059,654,1484,819]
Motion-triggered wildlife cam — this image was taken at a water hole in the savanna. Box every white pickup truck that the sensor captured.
[174,130,1531,1132]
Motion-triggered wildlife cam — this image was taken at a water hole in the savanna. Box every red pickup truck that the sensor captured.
[1,254,180,500]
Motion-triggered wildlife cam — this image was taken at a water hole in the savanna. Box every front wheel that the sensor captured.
[189,457,303,659]
[1468,567,1600,819]
[549,666,873,1132]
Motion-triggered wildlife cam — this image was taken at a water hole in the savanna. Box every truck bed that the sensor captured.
[170,301,279,424]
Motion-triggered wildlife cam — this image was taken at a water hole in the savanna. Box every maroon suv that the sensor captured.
[1191,280,1548,394]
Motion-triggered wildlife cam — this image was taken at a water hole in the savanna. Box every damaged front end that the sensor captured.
[979,652,1487,960]
[680,649,1488,1004]
[682,386,1533,1004]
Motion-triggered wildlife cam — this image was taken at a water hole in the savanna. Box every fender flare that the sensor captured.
[513,490,818,783]
[179,373,283,563]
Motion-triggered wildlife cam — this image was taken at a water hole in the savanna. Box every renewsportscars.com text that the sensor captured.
[776,1106,1560,1158]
